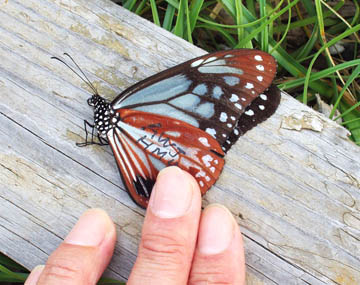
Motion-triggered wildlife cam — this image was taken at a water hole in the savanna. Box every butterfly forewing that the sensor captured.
[107,108,225,208]
[112,49,277,148]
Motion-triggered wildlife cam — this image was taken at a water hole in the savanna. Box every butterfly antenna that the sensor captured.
[51,54,98,95]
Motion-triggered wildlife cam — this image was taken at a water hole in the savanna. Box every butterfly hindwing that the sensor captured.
[107,108,225,208]
[111,49,277,150]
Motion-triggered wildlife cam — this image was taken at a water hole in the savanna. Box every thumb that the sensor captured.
[25,209,116,285]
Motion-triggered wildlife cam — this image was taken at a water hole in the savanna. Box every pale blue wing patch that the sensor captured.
[198,65,244,75]
[193,83,207,95]
[223,76,240,86]
[134,103,200,127]
[114,74,191,109]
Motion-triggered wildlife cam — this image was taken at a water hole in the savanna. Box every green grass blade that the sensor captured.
[174,0,185,38]
[259,0,268,51]
[163,4,176,31]
[184,0,192,43]
[339,102,360,144]
[134,0,147,15]
[278,59,360,90]
[166,0,180,8]
[0,272,28,283]
[0,264,25,282]
[189,0,203,32]
[149,0,161,26]
[234,0,246,47]
[123,0,137,11]
[271,0,291,52]
[332,63,360,119]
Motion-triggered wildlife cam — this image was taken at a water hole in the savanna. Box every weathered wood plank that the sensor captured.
[0,0,359,284]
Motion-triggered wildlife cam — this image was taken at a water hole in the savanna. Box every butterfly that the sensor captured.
[53,49,280,208]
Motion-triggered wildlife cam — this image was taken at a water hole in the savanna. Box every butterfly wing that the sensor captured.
[112,49,278,151]
[107,108,225,208]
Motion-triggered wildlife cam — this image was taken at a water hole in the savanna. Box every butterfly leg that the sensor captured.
[76,120,108,147]
[97,134,109,146]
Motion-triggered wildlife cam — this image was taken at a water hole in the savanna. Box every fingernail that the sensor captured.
[25,265,44,285]
[198,204,235,255]
[150,166,193,219]
[64,209,114,246]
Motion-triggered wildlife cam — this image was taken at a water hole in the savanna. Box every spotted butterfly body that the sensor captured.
[84,49,280,208]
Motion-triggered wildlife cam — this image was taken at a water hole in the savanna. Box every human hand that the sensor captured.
[25,166,245,284]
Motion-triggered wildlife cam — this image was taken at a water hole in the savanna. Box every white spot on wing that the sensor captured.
[230,94,239,102]
[220,112,228,122]
[257,75,263,82]
[165,131,181,137]
[260,94,268,100]
[245,82,254,89]
[205,128,216,138]
[199,137,210,147]
[245,109,255,116]
[256,65,265,71]
[254,55,263,61]
[259,105,265,110]
[191,59,204,67]
[234,103,242,109]
[204,59,226,66]
[195,170,206,178]
[204,56,217,63]
[202,154,213,167]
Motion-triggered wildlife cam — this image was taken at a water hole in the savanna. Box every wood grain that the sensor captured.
[0,0,359,283]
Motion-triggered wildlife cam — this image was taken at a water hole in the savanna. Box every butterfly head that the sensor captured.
[87,94,103,107]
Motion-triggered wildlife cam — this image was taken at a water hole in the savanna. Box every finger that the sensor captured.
[128,166,202,285]
[33,209,116,285]
[189,204,246,285]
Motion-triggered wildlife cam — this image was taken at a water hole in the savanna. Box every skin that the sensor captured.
[25,166,246,285]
